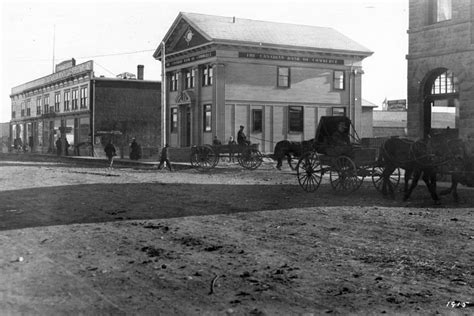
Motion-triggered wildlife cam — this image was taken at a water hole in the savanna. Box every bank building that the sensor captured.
[154,12,373,152]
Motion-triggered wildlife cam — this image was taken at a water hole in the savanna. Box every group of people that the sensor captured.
[103,125,254,170]
[103,137,172,171]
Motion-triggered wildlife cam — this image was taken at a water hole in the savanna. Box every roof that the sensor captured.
[361,99,378,108]
[155,12,373,57]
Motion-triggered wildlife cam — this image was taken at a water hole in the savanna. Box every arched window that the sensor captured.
[431,70,457,95]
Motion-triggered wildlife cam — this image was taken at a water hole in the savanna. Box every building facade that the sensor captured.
[407,0,474,139]
[10,60,161,157]
[154,13,373,152]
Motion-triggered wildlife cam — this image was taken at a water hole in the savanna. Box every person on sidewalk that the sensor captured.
[157,144,173,171]
[104,140,117,169]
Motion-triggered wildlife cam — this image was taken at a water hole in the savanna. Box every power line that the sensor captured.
[93,61,116,76]
[11,48,156,63]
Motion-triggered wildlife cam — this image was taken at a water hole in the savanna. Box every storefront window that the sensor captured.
[288,106,303,132]
[332,107,346,116]
[252,109,262,132]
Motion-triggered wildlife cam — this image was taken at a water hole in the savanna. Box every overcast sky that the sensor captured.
[1,0,408,123]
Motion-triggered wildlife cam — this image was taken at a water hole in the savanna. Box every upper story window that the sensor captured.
[20,102,25,117]
[26,99,31,116]
[54,92,61,112]
[72,89,78,110]
[36,96,42,115]
[203,104,212,132]
[252,109,263,132]
[184,69,195,89]
[170,108,178,133]
[64,90,70,111]
[202,65,213,86]
[333,71,345,90]
[288,106,303,132]
[80,86,88,108]
[277,67,290,88]
[43,94,50,114]
[170,73,178,91]
[428,0,452,24]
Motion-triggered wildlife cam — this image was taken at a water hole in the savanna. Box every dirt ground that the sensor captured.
[0,153,473,315]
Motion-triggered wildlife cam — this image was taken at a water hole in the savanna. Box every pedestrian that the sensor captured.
[64,139,70,156]
[130,138,141,160]
[104,140,117,169]
[237,125,250,145]
[228,136,237,162]
[55,138,62,156]
[157,143,173,171]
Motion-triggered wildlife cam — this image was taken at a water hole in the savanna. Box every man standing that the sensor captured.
[157,144,173,171]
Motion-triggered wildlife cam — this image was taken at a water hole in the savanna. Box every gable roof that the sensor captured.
[154,12,373,58]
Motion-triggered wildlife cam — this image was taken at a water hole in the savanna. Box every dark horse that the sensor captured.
[379,137,440,203]
[273,139,314,170]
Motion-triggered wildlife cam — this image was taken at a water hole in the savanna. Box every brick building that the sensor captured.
[10,60,161,157]
[407,0,474,139]
[154,12,373,152]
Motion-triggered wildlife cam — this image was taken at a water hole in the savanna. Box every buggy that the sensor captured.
[190,143,263,170]
[296,116,400,194]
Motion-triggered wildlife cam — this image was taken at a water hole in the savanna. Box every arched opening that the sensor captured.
[422,68,459,138]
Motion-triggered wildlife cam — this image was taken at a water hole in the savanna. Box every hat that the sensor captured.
[240,125,244,128]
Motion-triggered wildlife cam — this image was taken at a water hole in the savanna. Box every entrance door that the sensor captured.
[180,105,191,147]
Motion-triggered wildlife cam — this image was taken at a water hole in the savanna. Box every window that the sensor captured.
[252,109,263,132]
[21,102,25,117]
[184,69,195,89]
[277,67,290,88]
[43,95,50,114]
[72,89,78,110]
[36,97,42,115]
[203,104,212,132]
[54,92,61,112]
[170,74,178,91]
[80,86,88,108]
[171,108,178,133]
[288,106,303,132]
[429,0,452,24]
[431,70,457,95]
[202,65,213,86]
[26,99,31,116]
[64,90,70,111]
[333,71,345,90]
[12,111,16,119]
[332,107,346,116]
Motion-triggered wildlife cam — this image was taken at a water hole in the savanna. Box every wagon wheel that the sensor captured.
[190,145,218,169]
[296,151,323,192]
[329,156,363,193]
[238,147,263,170]
[371,166,401,192]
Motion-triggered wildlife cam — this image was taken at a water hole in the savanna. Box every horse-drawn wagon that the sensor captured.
[190,143,263,170]
[296,116,400,194]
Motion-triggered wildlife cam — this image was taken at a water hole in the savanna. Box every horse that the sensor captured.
[378,137,440,203]
[273,139,314,170]
[438,139,474,202]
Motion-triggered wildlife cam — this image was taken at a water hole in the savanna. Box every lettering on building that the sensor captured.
[238,52,344,65]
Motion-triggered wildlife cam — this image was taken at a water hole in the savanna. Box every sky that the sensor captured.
[0,0,408,123]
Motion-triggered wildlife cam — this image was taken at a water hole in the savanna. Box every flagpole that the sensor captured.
[161,41,166,148]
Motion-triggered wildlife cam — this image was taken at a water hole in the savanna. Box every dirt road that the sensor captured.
[0,154,473,315]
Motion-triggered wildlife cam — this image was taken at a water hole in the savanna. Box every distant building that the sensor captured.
[10,60,161,157]
[407,0,474,139]
[154,12,373,151]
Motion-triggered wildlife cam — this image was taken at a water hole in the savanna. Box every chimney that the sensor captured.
[232,16,235,23]
[137,65,144,80]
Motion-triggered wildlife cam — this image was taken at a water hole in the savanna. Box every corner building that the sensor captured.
[407,0,474,139]
[154,12,373,152]
[10,60,161,157]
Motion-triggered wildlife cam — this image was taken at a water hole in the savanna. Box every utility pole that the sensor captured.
[161,41,166,148]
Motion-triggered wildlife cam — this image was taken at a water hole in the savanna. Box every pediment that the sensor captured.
[165,19,210,54]
[175,90,195,104]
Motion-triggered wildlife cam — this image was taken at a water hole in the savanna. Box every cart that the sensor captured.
[190,143,263,170]
[296,116,400,194]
